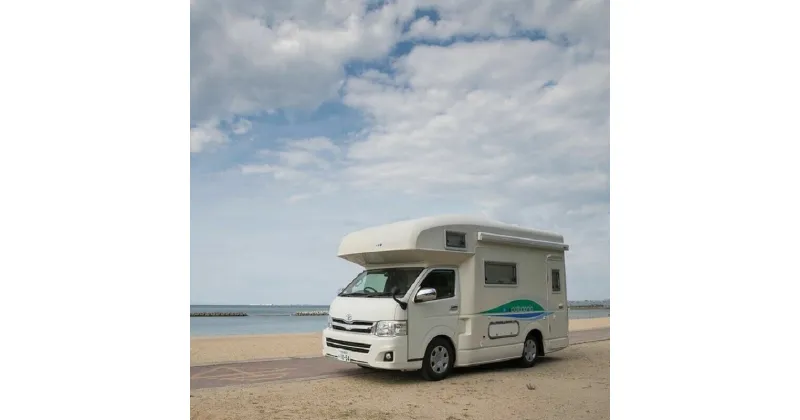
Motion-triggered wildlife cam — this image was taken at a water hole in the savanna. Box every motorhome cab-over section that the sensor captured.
[321,215,570,381]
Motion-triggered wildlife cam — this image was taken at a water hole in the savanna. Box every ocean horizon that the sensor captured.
[190,304,611,337]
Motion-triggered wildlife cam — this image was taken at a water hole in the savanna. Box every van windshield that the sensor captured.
[338,267,424,297]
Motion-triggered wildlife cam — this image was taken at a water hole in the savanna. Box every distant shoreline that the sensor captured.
[190,304,330,307]
[190,303,610,308]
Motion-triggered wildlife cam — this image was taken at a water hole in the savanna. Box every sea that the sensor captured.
[190,305,610,337]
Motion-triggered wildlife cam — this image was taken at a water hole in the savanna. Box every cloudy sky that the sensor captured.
[190,0,609,305]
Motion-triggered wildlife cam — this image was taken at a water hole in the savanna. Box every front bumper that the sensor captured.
[322,327,422,370]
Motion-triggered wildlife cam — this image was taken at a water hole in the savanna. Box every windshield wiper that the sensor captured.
[338,291,366,297]
[364,292,395,297]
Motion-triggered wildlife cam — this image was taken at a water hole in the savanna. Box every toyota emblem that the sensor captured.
[345,314,353,323]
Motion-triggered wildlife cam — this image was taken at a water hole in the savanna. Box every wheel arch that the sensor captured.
[421,326,457,363]
[525,328,545,356]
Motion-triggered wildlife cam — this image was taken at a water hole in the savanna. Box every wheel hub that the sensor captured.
[524,339,537,362]
[430,345,449,373]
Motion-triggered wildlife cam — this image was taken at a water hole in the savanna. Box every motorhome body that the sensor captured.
[321,215,570,381]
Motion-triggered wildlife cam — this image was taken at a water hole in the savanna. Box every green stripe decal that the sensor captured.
[480,299,551,320]
[481,299,545,314]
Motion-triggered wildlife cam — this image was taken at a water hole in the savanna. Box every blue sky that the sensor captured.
[190,0,610,305]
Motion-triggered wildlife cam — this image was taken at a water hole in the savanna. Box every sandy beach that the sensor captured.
[191,317,609,366]
[191,339,609,420]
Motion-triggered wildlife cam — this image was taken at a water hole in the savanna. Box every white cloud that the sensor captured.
[258,38,608,200]
[193,0,611,302]
[243,38,609,288]
[190,119,228,152]
[287,193,313,203]
[291,136,340,153]
[241,136,343,197]
[239,163,275,174]
[405,0,609,50]
[230,119,253,135]
[256,136,341,169]
[190,0,418,150]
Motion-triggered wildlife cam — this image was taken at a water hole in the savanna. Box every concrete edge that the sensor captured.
[191,354,321,368]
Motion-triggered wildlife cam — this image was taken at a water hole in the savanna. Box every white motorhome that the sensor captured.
[322,215,570,381]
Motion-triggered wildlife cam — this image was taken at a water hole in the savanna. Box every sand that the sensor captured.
[567,317,610,331]
[191,317,609,366]
[190,339,610,420]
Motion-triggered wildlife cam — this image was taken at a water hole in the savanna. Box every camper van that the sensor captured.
[322,215,569,381]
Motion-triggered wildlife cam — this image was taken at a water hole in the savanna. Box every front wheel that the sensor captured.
[420,337,454,381]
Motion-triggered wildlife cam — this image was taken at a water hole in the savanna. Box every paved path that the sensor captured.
[191,327,609,390]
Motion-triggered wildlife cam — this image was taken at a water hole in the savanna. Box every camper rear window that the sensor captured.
[551,269,561,292]
[484,262,517,285]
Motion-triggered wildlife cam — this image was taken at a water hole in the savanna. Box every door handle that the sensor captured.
[558,303,564,309]
[450,305,459,311]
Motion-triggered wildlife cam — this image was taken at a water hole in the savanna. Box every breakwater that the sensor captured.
[293,310,329,316]
[568,305,610,310]
[191,312,248,317]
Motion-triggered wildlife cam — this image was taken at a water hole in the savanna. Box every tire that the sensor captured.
[357,364,371,369]
[519,332,540,368]
[421,337,454,381]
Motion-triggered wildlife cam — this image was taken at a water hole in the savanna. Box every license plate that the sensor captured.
[337,351,351,362]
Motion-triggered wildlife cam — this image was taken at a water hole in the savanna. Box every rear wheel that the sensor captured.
[519,333,540,368]
[421,337,454,381]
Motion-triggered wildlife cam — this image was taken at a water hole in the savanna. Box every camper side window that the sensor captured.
[551,269,561,292]
[418,270,456,300]
[485,262,517,286]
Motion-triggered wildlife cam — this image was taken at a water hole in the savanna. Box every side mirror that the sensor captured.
[414,287,437,303]
[336,288,344,295]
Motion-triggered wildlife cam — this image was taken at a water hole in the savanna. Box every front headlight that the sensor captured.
[327,316,332,329]
[373,320,407,337]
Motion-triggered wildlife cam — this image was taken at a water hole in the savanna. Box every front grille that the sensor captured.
[331,317,373,326]
[326,338,372,353]
[331,318,374,334]
[331,324,373,333]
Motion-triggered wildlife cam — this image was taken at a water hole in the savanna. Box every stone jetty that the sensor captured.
[293,310,329,316]
[190,312,248,317]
